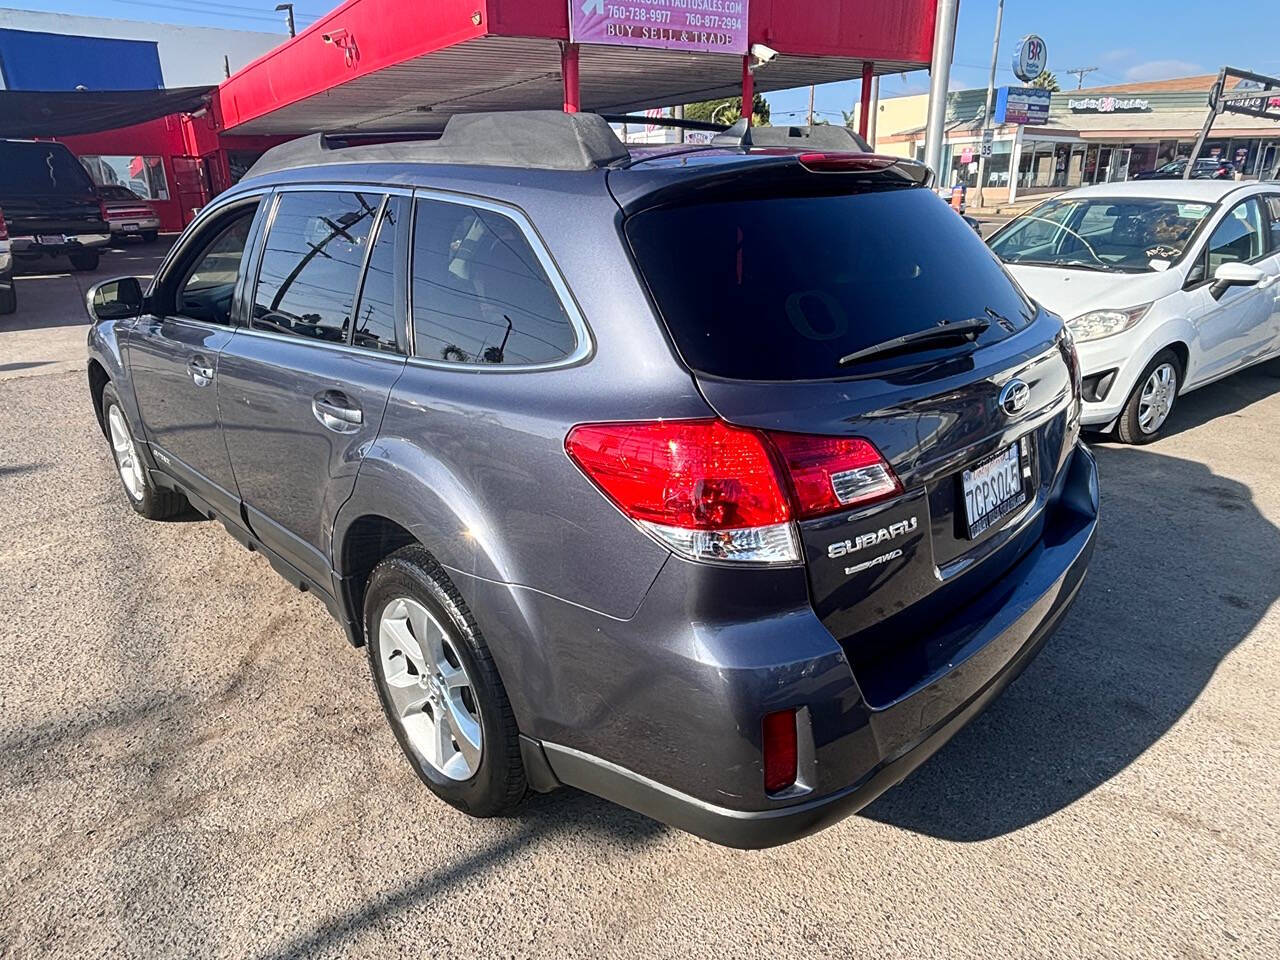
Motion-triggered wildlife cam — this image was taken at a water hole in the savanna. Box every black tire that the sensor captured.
[364,545,526,817]
[0,285,15,316]
[69,250,100,272]
[1116,349,1182,444]
[100,382,188,519]
[140,230,158,244]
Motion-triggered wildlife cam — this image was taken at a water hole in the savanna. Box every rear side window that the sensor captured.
[0,141,95,195]
[625,188,1034,381]
[351,197,405,353]
[253,190,381,343]
[410,198,577,366]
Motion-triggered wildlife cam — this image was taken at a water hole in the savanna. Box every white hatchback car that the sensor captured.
[989,180,1280,442]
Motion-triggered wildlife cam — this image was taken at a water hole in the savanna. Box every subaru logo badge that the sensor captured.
[998,379,1030,416]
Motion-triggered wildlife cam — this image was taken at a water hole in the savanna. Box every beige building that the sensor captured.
[856,75,1280,203]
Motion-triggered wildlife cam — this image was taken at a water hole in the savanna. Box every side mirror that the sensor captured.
[86,276,144,322]
[1210,261,1265,300]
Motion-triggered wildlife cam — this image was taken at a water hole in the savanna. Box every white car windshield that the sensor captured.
[990,197,1215,273]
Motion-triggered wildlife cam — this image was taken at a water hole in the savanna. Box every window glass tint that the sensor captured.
[253,191,381,343]
[351,198,403,353]
[411,199,576,365]
[176,212,256,326]
[1206,198,1266,275]
[0,141,95,195]
[626,188,1034,381]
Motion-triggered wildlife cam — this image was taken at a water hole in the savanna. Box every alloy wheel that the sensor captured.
[107,405,145,501]
[1137,362,1177,435]
[378,596,483,780]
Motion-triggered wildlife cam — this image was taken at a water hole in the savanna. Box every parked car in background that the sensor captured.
[0,206,15,315]
[98,185,161,243]
[1133,158,1235,181]
[989,179,1280,442]
[0,139,110,271]
[83,112,1097,848]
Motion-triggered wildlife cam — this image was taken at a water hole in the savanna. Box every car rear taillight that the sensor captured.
[564,419,798,563]
[0,207,8,241]
[766,432,901,519]
[98,199,109,223]
[762,709,798,793]
[564,419,900,564]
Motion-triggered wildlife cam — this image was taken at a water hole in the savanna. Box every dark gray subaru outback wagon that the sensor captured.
[85,112,1098,847]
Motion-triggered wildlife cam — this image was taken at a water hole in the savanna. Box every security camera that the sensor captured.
[322,28,348,44]
[749,43,780,70]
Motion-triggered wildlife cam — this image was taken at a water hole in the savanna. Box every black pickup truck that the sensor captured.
[0,139,110,273]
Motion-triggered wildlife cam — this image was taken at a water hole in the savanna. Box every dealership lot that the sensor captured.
[1,257,1279,958]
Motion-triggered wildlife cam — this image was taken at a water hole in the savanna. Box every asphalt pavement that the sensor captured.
[1,239,1278,959]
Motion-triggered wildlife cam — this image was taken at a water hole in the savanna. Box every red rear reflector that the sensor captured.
[564,419,791,530]
[762,709,798,793]
[766,432,901,519]
[0,207,7,241]
[797,152,897,173]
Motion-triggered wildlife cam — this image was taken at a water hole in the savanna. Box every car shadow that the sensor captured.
[253,790,665,960]
[862,407,1280,840]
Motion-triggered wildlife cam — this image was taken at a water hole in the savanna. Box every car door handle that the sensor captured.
[187,357,214,386]
[312,392,363,433]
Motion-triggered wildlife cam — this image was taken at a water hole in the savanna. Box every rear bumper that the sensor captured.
[532,443,1099,848]
[11,233,111,254]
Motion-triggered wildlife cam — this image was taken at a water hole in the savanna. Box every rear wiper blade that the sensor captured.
[838,317,991,366]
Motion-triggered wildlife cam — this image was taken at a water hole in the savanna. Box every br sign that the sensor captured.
[570,0,749,55]
[1011,35,1047,83]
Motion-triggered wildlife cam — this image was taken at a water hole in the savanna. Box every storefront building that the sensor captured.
[875,75,1280,204]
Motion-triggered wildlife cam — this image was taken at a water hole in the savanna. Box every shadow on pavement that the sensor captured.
[863,378,1280,840]
[255,790,665,960]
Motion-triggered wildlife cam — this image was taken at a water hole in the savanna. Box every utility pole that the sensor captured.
[973,0,1004,210]
[275,3,296,38]
[223,55,231,79]
[923,0,960,182]
[807,84,816,126]
[1063,66,1098,89]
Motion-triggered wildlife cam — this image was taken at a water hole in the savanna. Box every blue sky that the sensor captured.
[13,0,1280,118]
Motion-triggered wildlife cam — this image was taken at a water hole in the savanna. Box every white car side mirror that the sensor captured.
[1211,261,1265,300]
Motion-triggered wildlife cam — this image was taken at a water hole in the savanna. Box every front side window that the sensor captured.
[1205,198,1267,275]
[252,191,381,344]
[174,209,257,326]
[991,197,1214,271]
[80,155,170,201]
[410,198,576,366]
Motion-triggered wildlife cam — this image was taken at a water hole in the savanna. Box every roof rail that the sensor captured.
[244,111,630,180]
[711,120,873,153]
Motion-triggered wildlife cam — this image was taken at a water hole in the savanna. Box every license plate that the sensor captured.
[961,442,1027,538]
[36,234,65,246]
[121,223,139,232]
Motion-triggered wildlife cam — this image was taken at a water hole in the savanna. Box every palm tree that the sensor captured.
[1030,71,1060,92]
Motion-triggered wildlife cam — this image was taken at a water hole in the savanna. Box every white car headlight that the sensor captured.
[1066,303,1152,343]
